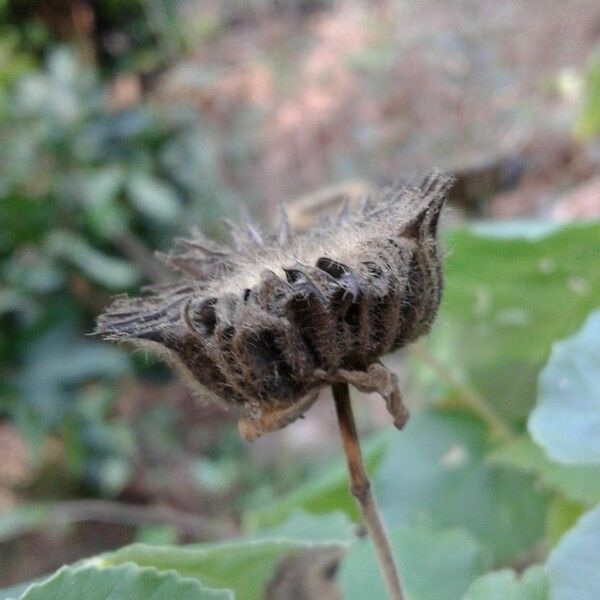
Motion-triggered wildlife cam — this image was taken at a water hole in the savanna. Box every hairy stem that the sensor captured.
[332,382,405,600]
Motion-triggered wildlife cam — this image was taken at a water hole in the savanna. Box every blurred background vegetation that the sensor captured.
[0,0,599,594]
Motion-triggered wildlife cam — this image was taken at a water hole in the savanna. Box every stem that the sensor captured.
[332,382,405,600]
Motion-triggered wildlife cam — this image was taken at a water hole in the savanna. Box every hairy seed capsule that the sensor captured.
[96,172,453,436]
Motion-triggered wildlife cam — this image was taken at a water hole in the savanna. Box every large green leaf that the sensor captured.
[548,505,600,600]
[489,436,600,506]
[0,581,40,600]
[425,222,600,423]
[13,563,231,600]
[339,524,486,600]
[244,431,390,530]
[528,309,600,464]
[99,513,352,600]
[463,566,548,600]
[375,410,549,564]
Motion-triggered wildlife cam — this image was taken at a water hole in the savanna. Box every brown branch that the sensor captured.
[332,382,405,600]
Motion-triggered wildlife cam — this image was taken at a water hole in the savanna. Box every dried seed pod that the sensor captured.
[96,172,453,437]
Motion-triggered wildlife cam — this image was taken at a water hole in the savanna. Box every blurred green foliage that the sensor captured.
[0,0,177,74]
[0,47,235,493]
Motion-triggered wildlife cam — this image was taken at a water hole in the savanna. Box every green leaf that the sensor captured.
[15,563,232,600]
[99,514,352,600]
[489,436,600,506]
[339,524,486,600]
[375,410,549,564]
[0,581,42,600]
[0,575,45,600]
[463,566,548,600]
[243,432,390,530]
[548,505,600,600]
[127,171,181,224]
[100,543,333,600]
[545,496,586,546]
[575,47,600,139]
[425,222,600,423]
[243,511,355,543]
[528,309,600,464]
[46,230,139,289]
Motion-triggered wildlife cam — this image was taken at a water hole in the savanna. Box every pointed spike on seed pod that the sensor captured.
[141,282,196,298]
[316,214,333,231]
[315,257,349,279]
[283,266,307,284]
[284,269,326,303]
[96,309,187,353]
[360,196,374,215]
[335,198,350,225]
[222,218,246,252]
[316,257,360,313]
[177,228,220,249]
[259,270,292,296]
[254,269,292,306]
[388,175,411,200]
[340,268,360,297]
[401,202,430,239]
[96,294,184,337]
[177,238,228,258]
[128,326,174,345]
[214,293,240,327]
[275,202,291,247]
[158,251,226,280]
[184,297,218,336]
[422,170,454,197]
[330,277,359,314]
[362,260,388,289]
[425,190,447,236]
[419,172,453,236]
[240,206,263,246]
[260,268,289,287]
[155,250,173,266]
[419,172,440,196]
